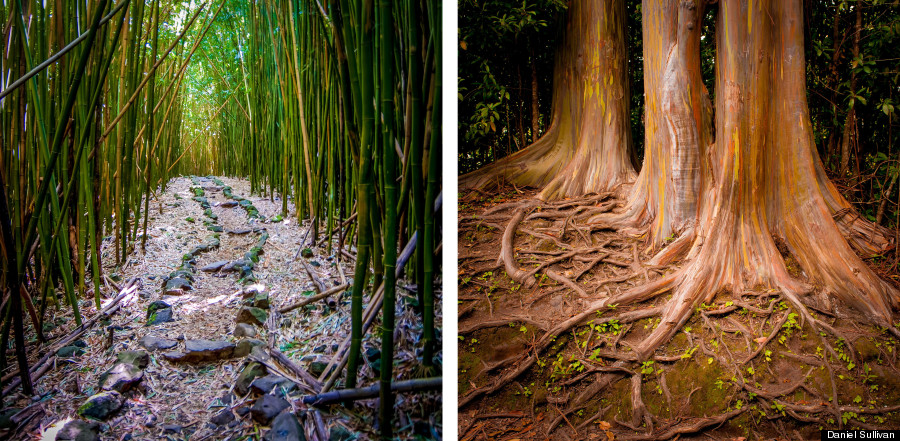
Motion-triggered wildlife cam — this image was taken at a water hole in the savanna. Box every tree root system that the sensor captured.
[459,187,900,440]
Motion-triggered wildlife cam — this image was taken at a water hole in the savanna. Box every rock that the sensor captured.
[148,300,170,313]
[234,323,257,338]
[167,269,195,281]
[235,407,250,417]
[210,409,235,426]
[234,339,265,358]
[263,411,305,441]
[140,335,177,351]
[221,259,252,273]
[161,351,187,362]
[300,248,313,258]
[236,306,268,326]
[313,345,326,353]
[99,363,143,392]
[0,408,19,429]
[176,340,235,363]
[219,200,239,208]
[207,225,224,233]
[364,347,381,374]
[242,284,269,298]
[77,391,123,421]
[164,277,193,295]
[162,424,182,434]
[235,362,267,395]
[251,344,270,361]
[146,307,173,326]
[250,394,290,424]
[249,375,297,396]
[146,301,174,325]
[57,345,86,358]
[244,293,270,309]
[328,425,353,441]
[116,350,149,369]
[227,227,254,235]
[55,419,101,441]
[200,261,229,272]
[308,361,330,378]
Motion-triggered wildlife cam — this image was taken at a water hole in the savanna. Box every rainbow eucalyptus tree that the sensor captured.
[459,0,900,415]
[464,0,898,331]
[631,0,899,359]
[460,0,635,200]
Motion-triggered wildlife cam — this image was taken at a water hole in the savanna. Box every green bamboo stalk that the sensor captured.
[421,0,440,374]
[139,0,160,251]
[377,0,398,436]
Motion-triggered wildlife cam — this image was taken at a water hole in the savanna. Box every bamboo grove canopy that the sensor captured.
[0,0,441,437]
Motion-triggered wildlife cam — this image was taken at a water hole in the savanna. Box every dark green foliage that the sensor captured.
[458,0,567,173]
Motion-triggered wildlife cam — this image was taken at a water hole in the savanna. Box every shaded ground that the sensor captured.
[2,176,441,440]
[458,185,900,440]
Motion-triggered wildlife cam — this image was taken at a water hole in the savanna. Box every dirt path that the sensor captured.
[3,176,441,440]
[458,186,900,440]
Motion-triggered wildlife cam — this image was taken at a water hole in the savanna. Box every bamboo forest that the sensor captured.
[0,0,443,440]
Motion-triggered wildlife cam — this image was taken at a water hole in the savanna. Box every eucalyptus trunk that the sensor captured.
[460,0,634,200]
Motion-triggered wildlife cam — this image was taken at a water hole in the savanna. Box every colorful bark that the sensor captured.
[460,0,635,200]
[601,0,711,247]
[637,0,897,358]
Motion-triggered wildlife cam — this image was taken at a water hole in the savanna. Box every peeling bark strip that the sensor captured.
[460,0,635,200]
[596,0,712,247]
[635,0,899,358]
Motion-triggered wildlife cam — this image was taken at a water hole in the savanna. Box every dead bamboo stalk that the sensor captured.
[1,279,139,396]
[301,259,327,293]
[278,284,349,314]
[301,377,441,405]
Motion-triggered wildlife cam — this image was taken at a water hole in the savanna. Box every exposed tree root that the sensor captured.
[497,209,534,287]
[459,188,900,438]
[617,408,747,441]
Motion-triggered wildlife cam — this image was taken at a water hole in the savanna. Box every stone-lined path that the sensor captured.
[3,176,441,441]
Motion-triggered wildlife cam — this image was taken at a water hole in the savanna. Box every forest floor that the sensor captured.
[2,176,441,441]
[458,185,900,440]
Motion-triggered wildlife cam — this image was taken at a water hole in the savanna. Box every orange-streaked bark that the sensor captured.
[596,0,712,247]
[459,0,635,200]
[635,0,898,358]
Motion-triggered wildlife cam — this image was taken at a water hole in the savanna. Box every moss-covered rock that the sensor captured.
[116,350,149,369]
[57,345,86,358]
[99,362,144,392]
[235,339,266,358]
[244,293,270,309]
[55,419,101,441]
[146,301,174,326]
[235,362,267,396]
[77,391,123,421]
[236,307,268,326]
